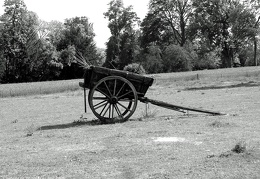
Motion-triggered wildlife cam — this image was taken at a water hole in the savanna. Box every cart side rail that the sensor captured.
[81,66,154,98]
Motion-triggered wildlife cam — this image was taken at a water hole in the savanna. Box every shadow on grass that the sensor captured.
[37,120,101,131]
[185,81,260,91]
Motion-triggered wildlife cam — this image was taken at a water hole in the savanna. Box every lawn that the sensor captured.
[0,66,260,178]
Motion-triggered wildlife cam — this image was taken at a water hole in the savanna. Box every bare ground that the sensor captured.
[1,79,260,179]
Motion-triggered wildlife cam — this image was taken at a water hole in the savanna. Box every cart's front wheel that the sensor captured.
[88,76,138,123]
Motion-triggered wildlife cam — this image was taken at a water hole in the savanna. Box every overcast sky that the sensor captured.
[0,0,149,48]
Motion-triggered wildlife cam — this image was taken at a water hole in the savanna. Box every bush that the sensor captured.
[193,49,221,70]
[123,63,146,74]
[142,45,163,74]
[163,44,193,72]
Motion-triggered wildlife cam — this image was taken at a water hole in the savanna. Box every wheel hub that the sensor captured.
[109,96,118,104]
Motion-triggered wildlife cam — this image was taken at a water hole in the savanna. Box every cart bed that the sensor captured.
[80,66,154,97]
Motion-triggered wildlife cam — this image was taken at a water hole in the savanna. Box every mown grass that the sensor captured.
[153,66,260,86]
[0,66,260,98]
[0,79,82,98]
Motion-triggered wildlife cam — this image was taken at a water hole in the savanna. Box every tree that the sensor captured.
[0,0,35,82]
[149,0,192,47]
[190,0,257,68]
[46,20,64,48]
[57,17,100,63]
[142,44,163,73]
[57,16,101,79]
[0,51,5,82]
[104,0,140,69]
[229,3,257,66]
[139,0,193,73]
[241,0,260,65]
[163,44,192,72]
[0,21,5,81]
[29,39,63,81]
[140,12,171,50]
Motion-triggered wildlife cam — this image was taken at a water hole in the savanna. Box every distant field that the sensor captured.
[153,66,260,85]
[0,79,82,98]
[0,66,260,98]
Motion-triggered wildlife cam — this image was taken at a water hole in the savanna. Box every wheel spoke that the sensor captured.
[99,102,108,116]
[118,101,132,112]
[103,81,112,97]
[103,103,111,117]
[113,79,117,95]
[118,91,132,99]
[116,82,126,97]
[96,87,110,99]
[109,104,111,118]
[118,98,134,102]
[93,97,108,100]
[93,100,107,109]
[114,104,123,118]
[111,104,114,118]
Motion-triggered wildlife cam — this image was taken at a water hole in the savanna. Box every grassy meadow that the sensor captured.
[1,66,260,178]
[0,79,82,98]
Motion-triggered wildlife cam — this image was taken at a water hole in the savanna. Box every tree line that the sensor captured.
[0,0,259,83]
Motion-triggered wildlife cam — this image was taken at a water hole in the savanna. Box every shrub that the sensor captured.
[142,45,163,74]
[162,44,193,72]
[193,49,221,70]
[123,63,146,74]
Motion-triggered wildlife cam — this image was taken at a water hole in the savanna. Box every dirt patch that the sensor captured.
[208,120,234,128]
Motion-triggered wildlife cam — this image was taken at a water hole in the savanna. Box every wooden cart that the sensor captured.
[79,66,224,123]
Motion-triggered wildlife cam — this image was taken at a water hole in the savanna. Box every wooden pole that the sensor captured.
[84,87,87,113]
[140,97,225,116]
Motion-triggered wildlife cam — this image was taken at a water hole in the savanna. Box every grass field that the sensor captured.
[0,79,81,98]
[0,66,260,178]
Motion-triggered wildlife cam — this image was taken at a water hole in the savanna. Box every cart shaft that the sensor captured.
[140,97,225,116]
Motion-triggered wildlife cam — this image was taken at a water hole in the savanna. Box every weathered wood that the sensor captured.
[139,97,225,116]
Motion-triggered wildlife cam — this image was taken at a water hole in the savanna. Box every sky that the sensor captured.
[0,0,150,48]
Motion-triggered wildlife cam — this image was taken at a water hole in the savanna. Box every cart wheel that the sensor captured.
[88,76,138,123]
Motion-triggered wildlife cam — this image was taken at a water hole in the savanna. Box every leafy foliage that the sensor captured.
[190,0,257,68]
[140,13,170,49]
[57,17,100,64]
[123,63,146,74]
[1,0,36,82]
[142,45,163,74]
[103,0,140,70]
[163,44,193,72]
[149,0,192,46]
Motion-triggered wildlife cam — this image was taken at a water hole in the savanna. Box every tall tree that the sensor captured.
[242,0,260,65]
[104,0,140,69]
[56,16,101,79]
[190,0,257,68]
[0,0,36,82]
[57,17,100,65]
[46,20,64,48]
[140,12,171,50]
[149,0,192,47]
[0,20,5,81]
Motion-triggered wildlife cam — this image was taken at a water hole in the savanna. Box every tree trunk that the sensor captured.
[222,42,233,68]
